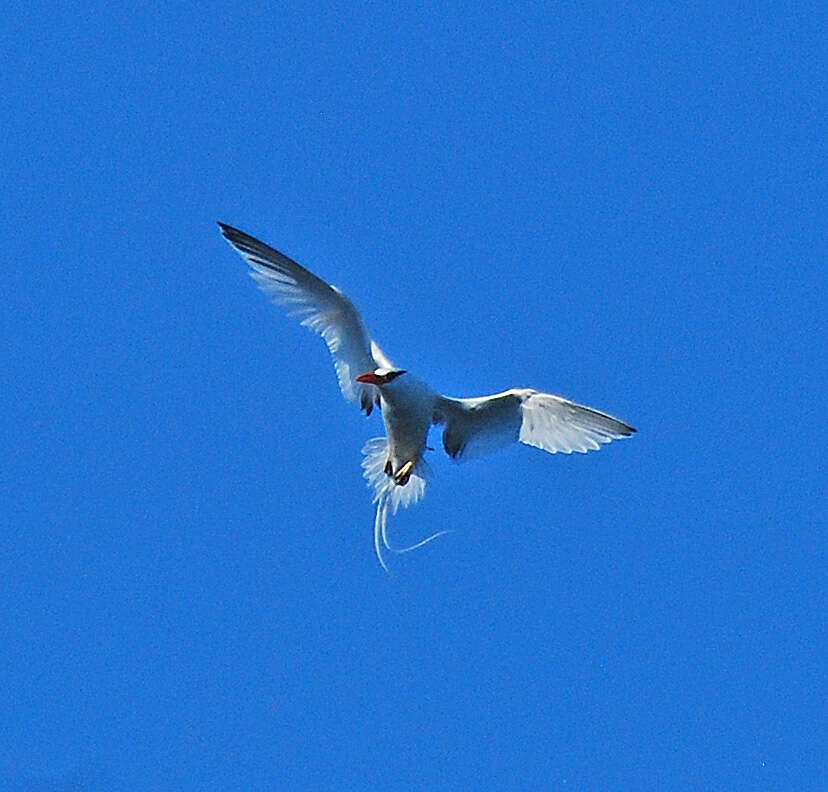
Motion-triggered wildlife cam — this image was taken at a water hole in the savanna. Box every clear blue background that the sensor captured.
[2,2,825,790]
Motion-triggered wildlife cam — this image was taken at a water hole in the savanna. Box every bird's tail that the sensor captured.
[361,438,449,572]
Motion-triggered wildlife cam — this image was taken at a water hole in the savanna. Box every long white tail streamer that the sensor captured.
[362,437,450,571]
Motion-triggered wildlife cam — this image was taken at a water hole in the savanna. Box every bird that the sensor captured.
[218,222,636,571]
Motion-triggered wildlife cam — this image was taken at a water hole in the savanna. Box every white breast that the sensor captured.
[379,375,438,466]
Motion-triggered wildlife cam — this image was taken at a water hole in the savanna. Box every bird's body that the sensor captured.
[219,222,636,570]
[377,374,437,483]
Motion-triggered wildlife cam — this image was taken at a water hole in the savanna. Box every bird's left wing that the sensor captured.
[219,223,393,414]
[436,389,635,461]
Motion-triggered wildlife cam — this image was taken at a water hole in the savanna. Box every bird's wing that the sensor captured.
[219,223,393,414]
[436,389,635,462]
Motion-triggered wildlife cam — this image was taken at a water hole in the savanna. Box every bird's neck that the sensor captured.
[380,373,436,408]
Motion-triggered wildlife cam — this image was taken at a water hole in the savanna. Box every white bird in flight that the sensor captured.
[219,223,636,570]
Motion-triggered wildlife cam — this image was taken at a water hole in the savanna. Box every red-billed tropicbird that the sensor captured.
[219,223,636,570]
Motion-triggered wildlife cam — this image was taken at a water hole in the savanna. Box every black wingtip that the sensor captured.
[217,222,254,250]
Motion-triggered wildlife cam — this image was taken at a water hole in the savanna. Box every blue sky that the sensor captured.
[2,1,825,789]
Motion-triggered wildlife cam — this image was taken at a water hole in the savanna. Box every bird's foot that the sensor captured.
[384,458,393,476]
[393,460,415,486]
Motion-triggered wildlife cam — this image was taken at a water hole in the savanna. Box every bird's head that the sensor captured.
[355,368,407,387]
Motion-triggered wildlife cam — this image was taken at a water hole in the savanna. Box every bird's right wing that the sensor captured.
[436,389,635,462]
[219,223,393,414]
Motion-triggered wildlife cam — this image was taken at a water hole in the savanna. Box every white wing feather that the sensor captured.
[437,389,635,462]
[219,223,392,413]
